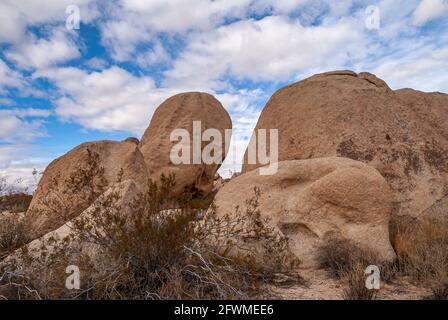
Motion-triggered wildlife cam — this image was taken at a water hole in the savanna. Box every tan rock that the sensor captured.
[25,139,148,240]
[243,71,448,219]
[139,92,232,196]
[215,157,396,267]
[212,173,226,193]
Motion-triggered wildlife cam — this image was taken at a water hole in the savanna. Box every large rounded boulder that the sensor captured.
[25,139,148,240]
[139,92,232,196]
[243,71,448,219]
[215,157,396,267]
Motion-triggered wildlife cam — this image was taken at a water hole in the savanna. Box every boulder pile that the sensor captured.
[5,71,447,270]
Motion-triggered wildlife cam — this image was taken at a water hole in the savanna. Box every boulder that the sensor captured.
[25,139,148,240]
[212,173,226,193]
[214,157,396,267]
[139,92,232,196]
[243,71,448,219]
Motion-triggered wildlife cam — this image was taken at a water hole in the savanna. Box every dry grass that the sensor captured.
[392,215,448,300]
[341,262,378,300]
[317,238,387,300]
[430,281,448,300]
[317,238,384,279]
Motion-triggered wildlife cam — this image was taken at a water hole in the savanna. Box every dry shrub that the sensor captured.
[318,238,385,300]
[1,173,299,300]
[392,215,448,299]
[317,238,384,279]
[341,262,378,300]
[430,281,448,300]
[0,214,30,261]
[0,193,33,213]
[0,177,33,213]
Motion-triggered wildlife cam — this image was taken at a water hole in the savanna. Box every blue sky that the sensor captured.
[0,0,447,190]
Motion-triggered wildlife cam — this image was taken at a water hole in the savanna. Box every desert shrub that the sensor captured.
[0,214,30,261]
[317,238,384,279]
[0,267,42,300]
[430,281,448,300]
[1,175,299,300]
[0,176,33,213]
[318,238,386,300]
[0,193,33,213]
[392,216,448,299]
[341,262,378,300]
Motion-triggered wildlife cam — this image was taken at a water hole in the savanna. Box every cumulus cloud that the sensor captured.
[0,0,98,44]
[164,15,366,86]
[0,109,48,143]
[413,0,448,25]
[372,45,448,92]
[100,0,254,61]
[121,0,251,30]
[100,16,155,61]
[0,59,47,98]
[84,57,109,70]
[0,59,25,93]
[35,66,181,133]
[136,41,172,68]
[5,30,81,70]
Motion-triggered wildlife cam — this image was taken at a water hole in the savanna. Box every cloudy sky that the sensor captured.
[0,0,447,190]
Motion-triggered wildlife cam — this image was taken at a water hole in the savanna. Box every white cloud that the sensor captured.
[0,0,98,44]
[100,0,253,61]
[121,0,251,32]
[5,30,81,70]
[0,98,16,106]
[35,66,180,133]
[136,41,172,68]
[84,57,108,70]
[0,59,46,98]
[0,109,47,143]
[10,108,52,118]
[413,0,448,25]
[164,15,366,86]
[372,45,448,92]
[0,59,25,93]
[100,17,155,61]
[0,1,26,43]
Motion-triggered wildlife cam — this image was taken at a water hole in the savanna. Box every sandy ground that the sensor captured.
[266,268,431,300]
